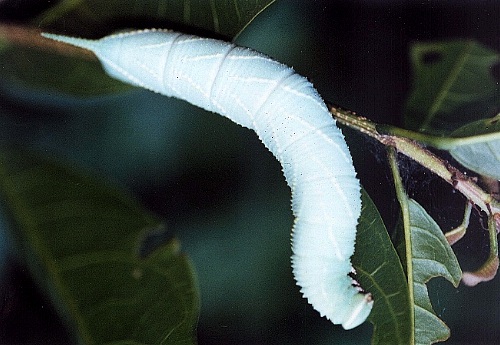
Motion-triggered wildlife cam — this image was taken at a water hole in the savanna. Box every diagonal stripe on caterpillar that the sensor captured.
[42,29,373,329]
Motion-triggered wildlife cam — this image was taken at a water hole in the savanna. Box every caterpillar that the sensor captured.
[42,29,373,329]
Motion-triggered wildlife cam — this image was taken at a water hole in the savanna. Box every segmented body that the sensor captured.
[42,29,373,329]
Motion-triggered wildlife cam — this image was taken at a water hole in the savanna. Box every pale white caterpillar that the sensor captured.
[42,29,373,329]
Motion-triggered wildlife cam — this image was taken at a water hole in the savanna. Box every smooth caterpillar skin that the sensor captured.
[42,29,373,329]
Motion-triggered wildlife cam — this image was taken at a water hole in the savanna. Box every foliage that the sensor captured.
[405,41,498,134]
[0,149,199,344]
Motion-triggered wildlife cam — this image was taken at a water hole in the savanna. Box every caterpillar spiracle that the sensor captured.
[42,29,373,329]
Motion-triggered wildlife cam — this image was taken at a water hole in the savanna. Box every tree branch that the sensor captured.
[328,104,500,217]
[0,23,95,59]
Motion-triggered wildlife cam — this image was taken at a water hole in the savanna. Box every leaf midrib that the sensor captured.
[421,41,474,131]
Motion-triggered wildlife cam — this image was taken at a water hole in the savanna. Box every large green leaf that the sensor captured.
[0,149,199,344]
[37,0,276,40]
[353,190,412,345]
[405,40,499,134]
[0,0,276,95]
[389,148,462,344]
[407,199,462,345]
[448,114,500,180]
[0,45,132,95]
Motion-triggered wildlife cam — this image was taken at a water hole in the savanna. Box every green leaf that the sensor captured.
[389,147,462,344]
[447,114,500,180]
[37,0,276,40]
[397,197,463,345]
[353,190,411,345]
[0,0,276,95]
[404,40,499,134]
[0,45,132,95]
[407,199,462,345]
[0,149,199,344]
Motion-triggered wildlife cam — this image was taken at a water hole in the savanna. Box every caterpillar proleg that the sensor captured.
[42,29,373,329]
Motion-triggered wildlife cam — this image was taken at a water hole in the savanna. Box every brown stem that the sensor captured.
[329,103,500,216]
[0,23,95,59]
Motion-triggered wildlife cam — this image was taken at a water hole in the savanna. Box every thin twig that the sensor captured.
[329,104,500,216]
[0,23,95,59]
